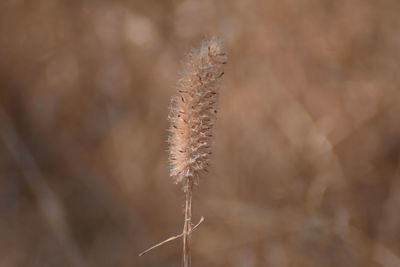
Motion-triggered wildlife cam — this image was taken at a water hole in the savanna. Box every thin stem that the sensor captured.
[182,176,193,267]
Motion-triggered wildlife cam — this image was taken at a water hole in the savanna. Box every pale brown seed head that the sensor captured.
[168,37,227,184]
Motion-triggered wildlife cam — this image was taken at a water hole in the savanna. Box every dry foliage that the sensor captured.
[1,0,400,266]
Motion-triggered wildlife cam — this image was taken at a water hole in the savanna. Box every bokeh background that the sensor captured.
[1,0,400,266]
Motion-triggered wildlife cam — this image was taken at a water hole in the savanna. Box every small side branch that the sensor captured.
[138,216,204,257]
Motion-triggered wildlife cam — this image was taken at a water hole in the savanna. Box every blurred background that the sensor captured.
[1,0,400,266]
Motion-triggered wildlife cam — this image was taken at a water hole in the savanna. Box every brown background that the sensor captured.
[1,0,400,266]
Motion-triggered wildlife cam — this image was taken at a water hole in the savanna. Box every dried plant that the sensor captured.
[139,36,227,266]
[168,36,227,267]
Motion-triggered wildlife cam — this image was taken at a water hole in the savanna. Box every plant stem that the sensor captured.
[182,176,193,267]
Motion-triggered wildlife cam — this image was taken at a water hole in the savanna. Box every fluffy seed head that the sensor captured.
[168,36,227,184]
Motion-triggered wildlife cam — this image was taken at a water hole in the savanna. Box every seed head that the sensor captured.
[168,36,227,184]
